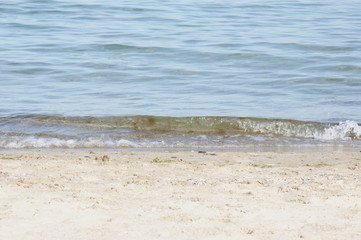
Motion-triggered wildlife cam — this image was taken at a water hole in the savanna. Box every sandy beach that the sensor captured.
[1,149,361,239]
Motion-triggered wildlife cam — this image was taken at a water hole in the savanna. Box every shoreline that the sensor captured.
[0,143,360,152]
[1,150,361,239]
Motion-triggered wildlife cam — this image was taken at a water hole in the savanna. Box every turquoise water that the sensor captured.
[1,1,360,148]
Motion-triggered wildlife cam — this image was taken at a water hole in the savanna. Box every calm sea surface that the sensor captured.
[1,0,360,148]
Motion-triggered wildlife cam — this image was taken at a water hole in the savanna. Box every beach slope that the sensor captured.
[1,150,361,239]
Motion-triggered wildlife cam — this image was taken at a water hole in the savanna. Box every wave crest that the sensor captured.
[319,120,361,140]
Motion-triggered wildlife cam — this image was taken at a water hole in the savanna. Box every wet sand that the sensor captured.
[1,150,361,239]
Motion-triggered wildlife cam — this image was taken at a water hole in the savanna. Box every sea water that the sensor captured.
[1,0,360,149]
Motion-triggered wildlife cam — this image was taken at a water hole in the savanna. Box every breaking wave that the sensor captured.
[0,115,360,148]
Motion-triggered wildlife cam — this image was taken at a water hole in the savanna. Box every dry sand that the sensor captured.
[1,149,361,239]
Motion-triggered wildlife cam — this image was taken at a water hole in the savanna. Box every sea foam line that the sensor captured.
[0,137,137,149]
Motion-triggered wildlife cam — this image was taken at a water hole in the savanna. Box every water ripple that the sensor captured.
[1,0,360,122]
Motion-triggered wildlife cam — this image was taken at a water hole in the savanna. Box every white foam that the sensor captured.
[237,119,361,140]
[316,120,361,140]
[0,137,138,149]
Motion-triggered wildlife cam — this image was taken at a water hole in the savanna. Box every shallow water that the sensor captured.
[1,1,360,148]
